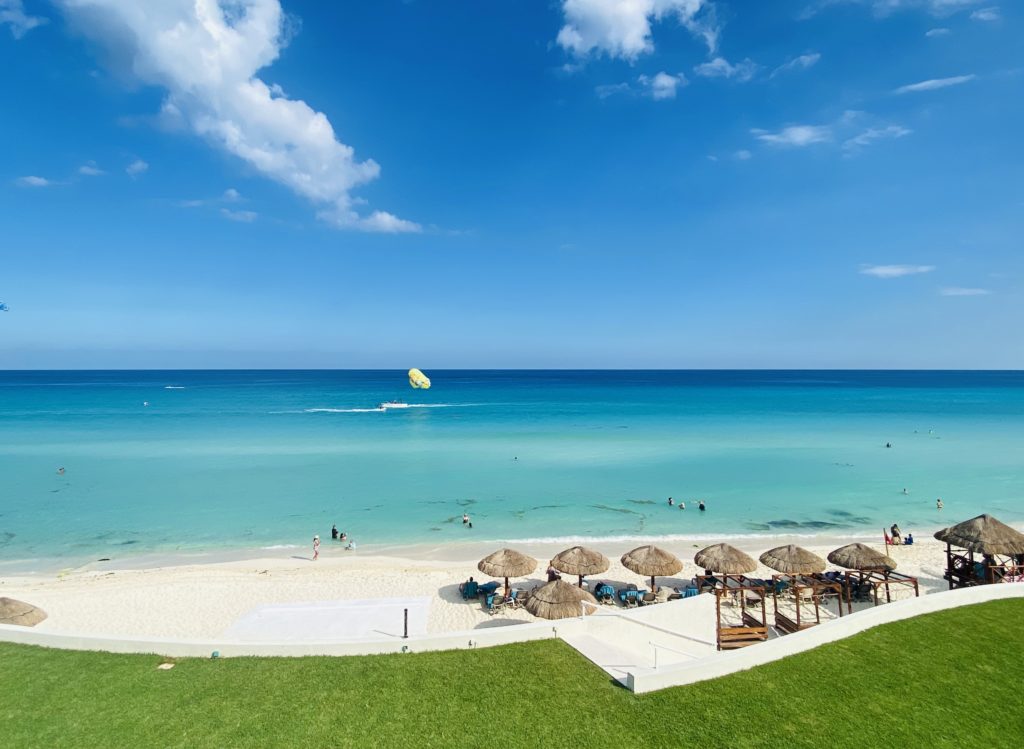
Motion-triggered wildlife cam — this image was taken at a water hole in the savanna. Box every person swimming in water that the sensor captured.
[57,467,65,475]
[885,442,892,448]
[698,500,706,512]
[679,501,686,510]
[667,497,674,507]
[936,498,944,510]
[462,513,470,525]
[902,488,908,495]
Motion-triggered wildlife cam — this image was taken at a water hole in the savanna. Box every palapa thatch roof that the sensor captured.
[621,545,683,578]
[0,597,47,627]
[477,548,537,578]
[693,543,757,574]
[524,579,597,620]
[759,545,826,575]
[827,543,896,571]
[550,546,610,577]
[933,514,1024,556]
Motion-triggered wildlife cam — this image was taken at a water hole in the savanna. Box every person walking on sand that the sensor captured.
[312,535,320,561]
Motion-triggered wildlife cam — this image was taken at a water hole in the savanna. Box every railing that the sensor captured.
[649,641,700,669]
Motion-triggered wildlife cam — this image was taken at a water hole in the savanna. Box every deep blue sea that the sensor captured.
[1,370,1022,570]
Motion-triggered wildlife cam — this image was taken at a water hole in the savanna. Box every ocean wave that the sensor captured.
[487,530,881,546]
[164,386,186,390]
[260,544,301,550]
[301,403,477,414]
[304,407,385,413]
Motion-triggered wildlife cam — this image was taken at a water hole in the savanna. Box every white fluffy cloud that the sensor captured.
[801,0,984,18]
[843,125,912,151]
[970,6,1000,21]
[694,56,758,82]
[860,264,935,278]
[78,161,105,176]
[752,125,832,147]
[557,0,716,60]
[893,74,976,93]
[639,71,687,99]
[940,287,992,296]
[596,71,686,100]
[60,0,419,233]
[925,26,951,35]
[125,159,149,176]
[221,208,258,223]
[0,0,48,38]
[771,53,820,77]
[15,175,52,187]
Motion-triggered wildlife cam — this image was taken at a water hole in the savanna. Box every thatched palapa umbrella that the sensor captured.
[693,543,757,575]
[827,543,895,571]
[933,514,1024,555]
[525,579,597,620]
[759,545,826,575]
[478,548,537,597]
[551,546,610,588]
[621,545,683,590]
[0,597,47,627]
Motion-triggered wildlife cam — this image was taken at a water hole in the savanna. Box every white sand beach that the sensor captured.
[0,536,954,641]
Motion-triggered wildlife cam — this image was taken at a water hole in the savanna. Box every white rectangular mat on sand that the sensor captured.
[222,597,431,642]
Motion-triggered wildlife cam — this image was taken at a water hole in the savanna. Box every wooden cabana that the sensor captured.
[827,543,918,608]
[934,514,1024,589]
[758,545,843,634]
[843,569,919,606]
[710,575,769,650]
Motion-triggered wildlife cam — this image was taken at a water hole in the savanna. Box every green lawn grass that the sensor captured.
[2,599,1023,748]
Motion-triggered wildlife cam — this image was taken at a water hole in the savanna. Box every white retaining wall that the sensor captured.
[626,583,1024,693]
[0,616,583,658]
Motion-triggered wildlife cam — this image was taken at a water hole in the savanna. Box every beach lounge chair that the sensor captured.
[478,581,500,596]
[484,593,507,615]
[617,586,642,607]
[593,582,615,604]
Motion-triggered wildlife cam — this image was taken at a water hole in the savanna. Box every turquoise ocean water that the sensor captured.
[1,370,1022,571]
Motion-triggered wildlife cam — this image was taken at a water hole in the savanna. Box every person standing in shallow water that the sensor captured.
[698,500,706,512]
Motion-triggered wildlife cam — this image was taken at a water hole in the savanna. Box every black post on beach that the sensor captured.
[403,608,408,639]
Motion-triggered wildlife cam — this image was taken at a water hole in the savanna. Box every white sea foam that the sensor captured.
[486,531,880,546]
[302,403,476,414]
[260,544,301,550]
[304,407,385,413]
[164,386,186,389]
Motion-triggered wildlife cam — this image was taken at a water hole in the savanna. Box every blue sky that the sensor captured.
[1,0,1021,368]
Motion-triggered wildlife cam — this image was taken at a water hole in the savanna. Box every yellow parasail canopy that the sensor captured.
[408,368,431,389]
